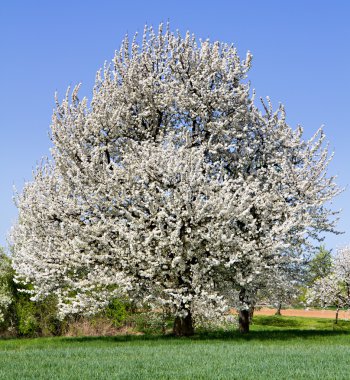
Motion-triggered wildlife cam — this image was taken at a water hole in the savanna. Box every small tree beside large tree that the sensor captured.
[12,24,341,335]
[307,246,350,323]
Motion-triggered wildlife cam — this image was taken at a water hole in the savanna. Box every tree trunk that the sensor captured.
[249,305,255,323]
[275,302,282,316]
[238,309,250,334]
[335,308,339,324]
[173,311,194,336]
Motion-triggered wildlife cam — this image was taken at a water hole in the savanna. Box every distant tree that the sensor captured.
[258,263,302,316]
[307,245,332,285]
[12,24,341,335]
[307,246,350,323]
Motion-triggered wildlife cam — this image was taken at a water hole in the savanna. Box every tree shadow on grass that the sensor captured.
[59,328,350,345]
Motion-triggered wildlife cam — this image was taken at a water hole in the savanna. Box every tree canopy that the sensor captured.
[12,24,341,335]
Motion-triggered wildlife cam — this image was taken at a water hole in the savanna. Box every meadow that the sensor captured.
[0,315,350,379]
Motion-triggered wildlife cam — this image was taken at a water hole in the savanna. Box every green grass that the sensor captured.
[1,315,350,379]
[252,314,349,330]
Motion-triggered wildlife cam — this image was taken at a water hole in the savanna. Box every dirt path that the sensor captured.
[253,307,350,319]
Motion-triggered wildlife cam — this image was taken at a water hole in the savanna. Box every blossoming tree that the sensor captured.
[12,24,340,335]
[307,246,350,323]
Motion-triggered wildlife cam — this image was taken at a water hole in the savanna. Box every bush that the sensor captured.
[0,250,15,334]
[0,247,64,337]
[127,310,171,334]
[103,298,130,328]
[15,297,38,336]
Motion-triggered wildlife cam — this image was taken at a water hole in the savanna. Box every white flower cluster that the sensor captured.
[12,24,340,325]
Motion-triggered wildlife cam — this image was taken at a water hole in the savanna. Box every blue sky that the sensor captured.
[0,0,349,251]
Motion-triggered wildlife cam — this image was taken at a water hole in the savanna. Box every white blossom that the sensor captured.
[12,24,341,333]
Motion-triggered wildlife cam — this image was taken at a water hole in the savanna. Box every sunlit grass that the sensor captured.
[0,316,350,379]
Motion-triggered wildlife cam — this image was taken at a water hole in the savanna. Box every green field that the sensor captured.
[1,316,350,379]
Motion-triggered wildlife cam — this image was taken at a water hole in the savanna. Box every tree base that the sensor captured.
[238,309,250,334]
[173,312,194,336]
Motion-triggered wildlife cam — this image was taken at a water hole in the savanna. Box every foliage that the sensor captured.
[0,248,15,331]
[103,298,130,328]
[11,291,62,337]
[15,296,38,336]
[307,245,333,285]
[12,23,341,335]
[0,250,63,337]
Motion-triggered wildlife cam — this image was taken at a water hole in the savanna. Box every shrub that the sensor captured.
[15,298,38,336]
[0,250,15,334]
[127,309,171,335]
[103,298,130,328]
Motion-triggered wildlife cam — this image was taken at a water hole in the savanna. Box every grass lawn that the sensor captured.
[1,315,350,379]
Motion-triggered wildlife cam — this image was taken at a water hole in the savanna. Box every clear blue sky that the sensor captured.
[0,0,349,251]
